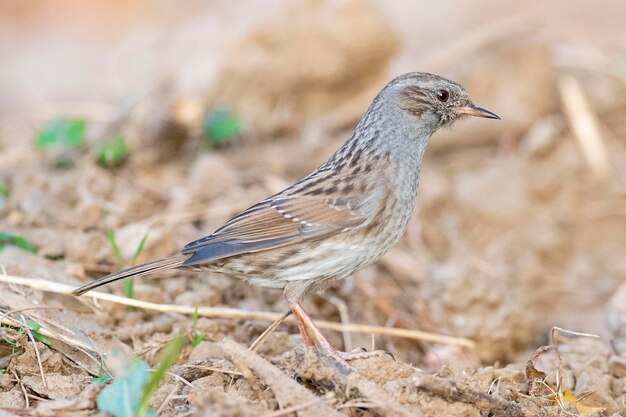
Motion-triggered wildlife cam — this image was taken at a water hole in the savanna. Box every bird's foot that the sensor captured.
[291,303,394,363]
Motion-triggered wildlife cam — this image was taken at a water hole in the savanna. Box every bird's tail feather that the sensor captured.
[72,255,188,296]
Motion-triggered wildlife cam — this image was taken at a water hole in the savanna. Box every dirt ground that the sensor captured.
[0,1,625,416]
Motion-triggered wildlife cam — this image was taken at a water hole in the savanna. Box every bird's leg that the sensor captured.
[291,302,395,362]
[291,304,314,347]
[291,302,334,351]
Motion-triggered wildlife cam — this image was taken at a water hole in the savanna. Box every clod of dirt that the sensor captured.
[186,366,265,417]
[220,339,343,417]
[608,355,626,378]
[188,373,233,404]
[422,257,538,363]
[276,346,419,416]
[114,315,179,342]
[10,340,86,378]
[0,388,27,409]
[0,374,12,391]
[191,387,257,417]
[185,153,237,203]
[277,347,346,392]
[32,382,100,417]
[209,0,398,136]
[149,381,182,416]
[8,341,90,400]
[349,353,415,384]
[384,373,527,417]
[22,374,88,400]
[188,341,224,363]
[136,101,193,163]
[253,331,296,357]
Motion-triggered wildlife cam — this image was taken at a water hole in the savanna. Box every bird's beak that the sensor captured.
[453,104,500,120]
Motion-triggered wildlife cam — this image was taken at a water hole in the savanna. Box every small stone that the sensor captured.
[608,355,626,378]
[188,341,223,363]
[0,388,26,409]
[521,115,564,158]
[76,202,104,230]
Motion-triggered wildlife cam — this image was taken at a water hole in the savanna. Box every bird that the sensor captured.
[73,72,499,359]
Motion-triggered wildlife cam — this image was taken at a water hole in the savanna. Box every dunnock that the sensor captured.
[73,72,499,358]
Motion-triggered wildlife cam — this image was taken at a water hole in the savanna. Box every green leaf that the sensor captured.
[131,230,150,266]
[96,136,130,168]
[204,107,241,147]
[123,281,134,302]
[97,359,152,417]
[91,357,111,384]
[0,232,38,254]
[35,118,86,149]
[0,179,9,209]
[23,318,40,331]
[191,306,205,348]
[191,332,205,348]
[21,318,51,346]
[137,334,184,417]
[105,229,123,266]
[106,228,134,308]
[95,338,182,417]
[2,335,16,347]
[91,374,111,384]
[32,331,51,346]
[124,229,149,305]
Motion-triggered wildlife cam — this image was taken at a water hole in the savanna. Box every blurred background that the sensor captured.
[1,0,625,368]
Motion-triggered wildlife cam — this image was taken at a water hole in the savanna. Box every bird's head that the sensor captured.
[384,72,499,133]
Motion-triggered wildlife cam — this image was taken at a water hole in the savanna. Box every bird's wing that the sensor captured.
[181,192,375,266]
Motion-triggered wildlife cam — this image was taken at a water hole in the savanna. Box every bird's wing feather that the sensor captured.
[181,193,372,266]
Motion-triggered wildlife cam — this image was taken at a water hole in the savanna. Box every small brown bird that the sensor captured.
[73,72,499,358]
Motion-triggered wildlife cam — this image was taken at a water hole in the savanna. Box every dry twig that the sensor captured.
[12,370,29,408]
[558,74,611,180]
[249,310,291,353]
[0,315,100,356]
[550,326,600,416]
[0,274,476,348]
[256,393,336,417]
[323,295,353,352]
[19,314,49,390]
[403,373,527,417]
[219,338,343,417]
[156,381,182,415]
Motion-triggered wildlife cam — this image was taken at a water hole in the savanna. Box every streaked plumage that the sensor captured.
[73,72,499,356]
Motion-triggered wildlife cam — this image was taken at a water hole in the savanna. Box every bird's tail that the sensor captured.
[72,254,189,296]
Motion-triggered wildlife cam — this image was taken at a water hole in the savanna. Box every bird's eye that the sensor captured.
[435,89,450,102]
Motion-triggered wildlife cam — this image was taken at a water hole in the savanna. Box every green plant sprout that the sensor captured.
[105,228,150,308]
[0,232,38,254]
[96,136,129,168]
[0,179,9,209]
[204,107,241,147]
[96,335,184,417]
[191,306,205,348]
[35,117,87,150]
[91,356,111,384]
